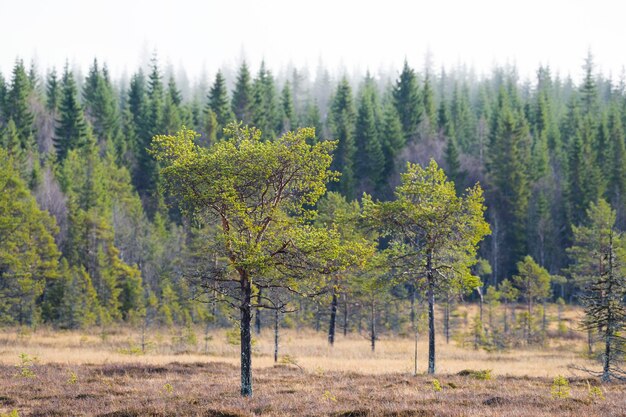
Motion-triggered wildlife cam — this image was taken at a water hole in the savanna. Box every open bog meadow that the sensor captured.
[5,3,626,416]
[1,305,624,417]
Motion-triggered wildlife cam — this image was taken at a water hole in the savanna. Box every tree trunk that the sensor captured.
[427,252,436,375]
[527,297,532,341]
[444,298,450,344]
[542,299,547,341]
[503,302,509,334]
[370,301,376,352]
[343,294,348,337]
[602,330,611,382]
[274,309,279,363]
[414,324,419,376]
[315,303,321,332]
[240,273,253,397]
[328,291,338,346]
[410,286,416,330]
[478,288,484,324]
[254,287,263,335]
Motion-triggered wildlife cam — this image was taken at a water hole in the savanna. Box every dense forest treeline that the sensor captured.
[0,52,625,335]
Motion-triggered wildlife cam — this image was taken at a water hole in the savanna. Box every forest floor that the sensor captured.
[0,305,624,416]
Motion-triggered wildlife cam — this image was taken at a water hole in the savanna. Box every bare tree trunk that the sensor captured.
[503,302,509,334]
[274,309,279,363]
[240,273,253,397]
[414,324,419,376]
[444,297,450,344]
[410,286,416,329]
[343,293,348,337]
[315,303,321,332]
[370,301,376,352]
[527,297,532,341]
[141,319,147,354]
[328,290,338,346]
[427,252,436,375]
[254,288,263,335]
[491,213,499,286]
[542,299,547,342]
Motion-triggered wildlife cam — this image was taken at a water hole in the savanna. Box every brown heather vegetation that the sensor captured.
[0,304,624,416]
[1,361,625,416]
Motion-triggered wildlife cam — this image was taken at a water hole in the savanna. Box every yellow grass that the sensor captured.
[0,304,597,379]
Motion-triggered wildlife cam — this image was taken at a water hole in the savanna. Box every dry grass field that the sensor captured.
[0,304,624,416]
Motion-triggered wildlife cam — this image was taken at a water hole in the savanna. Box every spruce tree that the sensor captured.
[422,73,437,134]
[488,87,532,278]
[7,59,34,148]
[280,82,296,133]
[54,65,89,161]
[167,74,183,106]
[231,61,253,124]
[82,60,121,149]
[303,99,323,142]
[207,70,233,137]
[606,105,626,226]
[392,60,421,143]
[354,82,384,194]
[451,83,477,153]
[0,148,60,326]
[379,101,404,184]
[147,55,165,138]
[45,69,61,113]
[0,72,7,123]
[329,78,357,198]
[251,62,280,139]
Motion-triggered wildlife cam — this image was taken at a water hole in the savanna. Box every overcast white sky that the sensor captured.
[1,0,624,82]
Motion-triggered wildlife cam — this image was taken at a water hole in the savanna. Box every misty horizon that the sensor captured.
[3,0,626,83]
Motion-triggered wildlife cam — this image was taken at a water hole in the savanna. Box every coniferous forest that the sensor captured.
[2,51,626,391]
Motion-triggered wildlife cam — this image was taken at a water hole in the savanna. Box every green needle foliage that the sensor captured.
[364,159,490,374]
[151,123,362,396]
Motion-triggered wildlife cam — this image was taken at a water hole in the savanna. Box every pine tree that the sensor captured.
[364,159,489,374]
[231,61,253,124]
[393,60,421,143]
[329,78,357,198]
[567,199,626,375]
[54,65,89,161]
[512,256,551,341]
[569,199,626,381]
